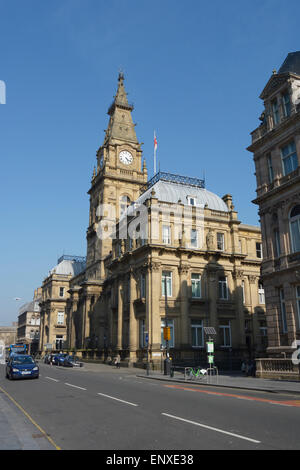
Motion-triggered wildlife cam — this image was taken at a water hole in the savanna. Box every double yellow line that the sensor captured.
[0,385,61,450]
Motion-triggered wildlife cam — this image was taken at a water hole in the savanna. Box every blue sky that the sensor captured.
[0,0,299,324]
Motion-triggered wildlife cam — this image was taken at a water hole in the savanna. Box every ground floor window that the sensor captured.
[259,321,268,348]
[191,319,204,347]
[219,320,231,347]
[161,319,174,348]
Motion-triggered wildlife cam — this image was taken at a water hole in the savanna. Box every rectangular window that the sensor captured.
[259,321,268,347]
[128,238,133,251]
[59,287,65,297]
[267,154,274,183]
[190,229,198,248]
[217,232,225,251]
[296,286,300,329]
[219,321,231,347]
[274,229,281,257]
[282,91,291,117]
[281,141,298,176]
[191,273,201,298]
[272,98,280,125]
[290,218,300,253]
[191,319,204,347]
[162,225,171,244]
[57,312,64,325]
[256,242,263,259]
[219,276,228,300]
[258,283,265,304]
[161,319,174,348]
[140,273,146,298]
[162,271,172,297]
[242,280,245,304]
[279,289,288,333]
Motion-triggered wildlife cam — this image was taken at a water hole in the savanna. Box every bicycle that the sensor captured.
[186,367,207,381]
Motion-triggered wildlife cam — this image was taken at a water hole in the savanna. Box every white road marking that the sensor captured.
[97,392,138,407]
[162,413,261,444]
[45,377,59,382]
[65,383,87,391]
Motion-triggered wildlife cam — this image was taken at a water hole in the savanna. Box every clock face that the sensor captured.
[119,150,133,165]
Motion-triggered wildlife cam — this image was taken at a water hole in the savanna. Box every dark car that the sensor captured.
[52,353,68,366]
[62,355,83,368]
[6,355,39,380]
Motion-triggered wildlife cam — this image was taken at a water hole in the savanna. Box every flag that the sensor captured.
[154,132,158,151]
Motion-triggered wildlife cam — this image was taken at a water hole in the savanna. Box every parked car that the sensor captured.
[52,353,68,366]
[6,355,39,380]
[62,355,83,367]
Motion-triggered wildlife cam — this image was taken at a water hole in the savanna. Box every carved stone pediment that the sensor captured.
[260,73,290,100]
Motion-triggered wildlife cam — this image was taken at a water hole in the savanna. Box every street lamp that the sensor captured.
[163,275,171,376]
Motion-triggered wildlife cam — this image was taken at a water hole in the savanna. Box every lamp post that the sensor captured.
[163,275,171,376]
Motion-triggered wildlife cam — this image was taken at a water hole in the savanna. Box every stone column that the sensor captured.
[149,262,162,355]
[117,279,123,351]
[207,266,218,332]
[128,269,138,364]
[178,264,190,349]
[233,269,246,348]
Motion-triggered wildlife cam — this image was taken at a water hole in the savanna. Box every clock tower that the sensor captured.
[86,73,148,281]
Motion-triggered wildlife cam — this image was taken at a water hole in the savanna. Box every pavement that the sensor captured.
[80,361,300,395]
[1,361,300,450]
[0,385,55,450]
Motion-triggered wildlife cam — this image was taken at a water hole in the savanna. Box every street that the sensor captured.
[1,362,300,450]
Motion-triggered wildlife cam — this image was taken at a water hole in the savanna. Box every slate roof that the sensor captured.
[278,51,300,76]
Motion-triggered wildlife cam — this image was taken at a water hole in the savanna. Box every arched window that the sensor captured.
[290,205,300,253]
[120,195,131,217]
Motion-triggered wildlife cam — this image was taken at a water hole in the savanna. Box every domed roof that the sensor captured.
[136,179,229,212]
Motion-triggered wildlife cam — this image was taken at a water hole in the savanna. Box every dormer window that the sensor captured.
[272,98,280,125]
[282,91,291,117]
[187,196,196,206]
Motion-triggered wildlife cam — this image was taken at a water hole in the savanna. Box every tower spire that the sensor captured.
[104,73,138,144]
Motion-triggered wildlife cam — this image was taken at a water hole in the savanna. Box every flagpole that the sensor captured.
[154,130,157,176]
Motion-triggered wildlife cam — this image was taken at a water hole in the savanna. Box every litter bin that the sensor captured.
[164,357,171,376]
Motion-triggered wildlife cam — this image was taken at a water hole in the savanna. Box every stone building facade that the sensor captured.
[248,51,300,358]
[65,74,266,368]
[17,288,41,354]
[39,255,86,351]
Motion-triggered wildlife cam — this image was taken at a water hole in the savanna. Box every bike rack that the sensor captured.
[207,366,219,384]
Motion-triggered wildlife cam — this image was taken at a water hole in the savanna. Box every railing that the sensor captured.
[140,171,205,194]
[256,358,300,379]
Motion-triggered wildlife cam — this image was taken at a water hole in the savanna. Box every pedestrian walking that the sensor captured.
[241,360,246,376]
[115,353,121,369]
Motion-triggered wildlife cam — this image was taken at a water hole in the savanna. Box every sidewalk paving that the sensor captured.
[136,370,300,395]
[0,388,55,450]
[80,361,300,395]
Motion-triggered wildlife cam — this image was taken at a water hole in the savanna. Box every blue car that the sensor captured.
[52,353,68,366]
[6,355,39,380]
